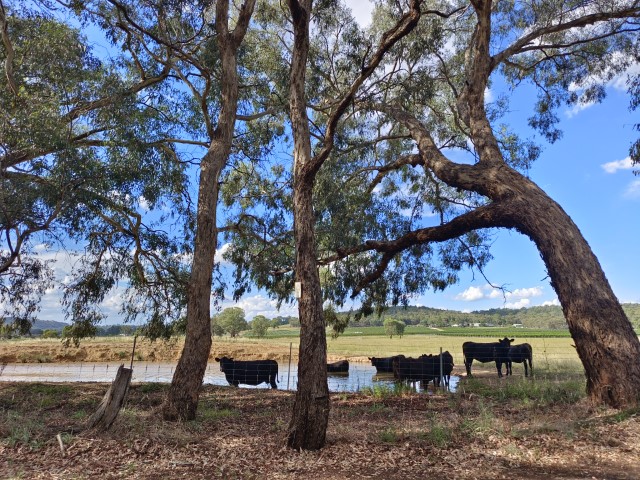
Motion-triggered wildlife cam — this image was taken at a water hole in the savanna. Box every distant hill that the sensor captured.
[342,303,640,330]
[31,320,69,331]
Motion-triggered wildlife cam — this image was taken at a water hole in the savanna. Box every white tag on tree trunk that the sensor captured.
[294,282,302,298]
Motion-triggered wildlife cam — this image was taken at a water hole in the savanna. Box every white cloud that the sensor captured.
[484,87,493,103]
[455,284,544,304]
[566,100,596,118]
[138,196,150,211]
[455,286,484,301]
[541,298,560,307]
[608,61,640,92]
[566,56,640,117]
[508,287,542,299]
[218,294,298,320]
[624,179,640,199]
[505,298,530,309]
[487,289,503,299]
[214,243,232,266]
[601,157,633,174]
[102,291,126,309]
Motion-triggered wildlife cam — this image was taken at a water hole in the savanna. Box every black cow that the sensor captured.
[429,351,455,389]
[462,337,514,377]
[214,356,278,388]
[369,355,404,373]
[506,343,533,377]
[392,352,454,389]
[327,359,349,374]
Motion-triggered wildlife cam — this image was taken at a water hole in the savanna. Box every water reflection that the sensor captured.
[0,361,458,393]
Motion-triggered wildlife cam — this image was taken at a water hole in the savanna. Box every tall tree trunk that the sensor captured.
[287,178,330,449]
[161,147,223,421]
[286,0,330,450]
[161,0,255,420]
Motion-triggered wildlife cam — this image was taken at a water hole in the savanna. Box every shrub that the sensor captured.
[41,329,59,339]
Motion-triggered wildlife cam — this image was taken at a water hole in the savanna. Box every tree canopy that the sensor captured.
[215,307,248,338]
[225,0,640,315]
[0,1,191,336]
[250,314,271,337]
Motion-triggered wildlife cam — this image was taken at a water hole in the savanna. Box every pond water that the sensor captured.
[0,361,459,393]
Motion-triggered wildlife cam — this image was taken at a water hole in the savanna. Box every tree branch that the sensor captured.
[493,7,640,69]
[305,0,424,181]
[0,0,18,96]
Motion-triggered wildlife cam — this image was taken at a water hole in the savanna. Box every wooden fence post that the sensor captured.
[86,364,132,431]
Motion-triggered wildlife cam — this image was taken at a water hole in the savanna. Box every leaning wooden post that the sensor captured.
[130,334,138,369]
[86,364,133,431]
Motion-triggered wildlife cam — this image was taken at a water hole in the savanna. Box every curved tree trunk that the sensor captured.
[385,98,640,408]
[161,0,255,421]
[458,0,640,407]
[503,171,640,407]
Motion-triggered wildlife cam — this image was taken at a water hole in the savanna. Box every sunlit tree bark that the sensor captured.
[162,0,256,421]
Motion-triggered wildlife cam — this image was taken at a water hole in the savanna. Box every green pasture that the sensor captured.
[245,325,572,339]
[225,329,584,373]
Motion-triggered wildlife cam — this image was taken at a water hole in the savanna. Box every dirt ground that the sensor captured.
[0,337,303,364]
[0,379,639,479]
[1,339,640,479]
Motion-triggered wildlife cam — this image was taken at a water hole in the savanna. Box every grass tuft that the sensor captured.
[360,382,414,398]
[378,427,400,444]
[460,374,584,406]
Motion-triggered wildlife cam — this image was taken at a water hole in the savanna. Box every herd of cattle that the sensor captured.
[214,338,533,389]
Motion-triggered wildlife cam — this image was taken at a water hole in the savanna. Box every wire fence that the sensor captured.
[0,360,412,392]
[0,336,584,394]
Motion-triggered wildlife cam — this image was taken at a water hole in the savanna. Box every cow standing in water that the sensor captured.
[369,355,404,373]
[215,357,278,388]
[462,338,514,377]
[327,360,349,374]
[506,343,533,377]
[392,351,455,390]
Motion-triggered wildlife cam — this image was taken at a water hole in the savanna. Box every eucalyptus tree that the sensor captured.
[3,0,281,420]
[225,0,463,449]
[0,1,184,334]
[73,0,267,420]
[252,0,445,450]
[216,307,248,337]
[352,0,640,408]
[250,314,270,337]
[327,0,640,407]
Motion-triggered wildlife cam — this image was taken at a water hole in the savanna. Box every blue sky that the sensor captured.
[22,1,640,323]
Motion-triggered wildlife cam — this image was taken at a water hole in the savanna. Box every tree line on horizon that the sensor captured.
[14,303,640,338]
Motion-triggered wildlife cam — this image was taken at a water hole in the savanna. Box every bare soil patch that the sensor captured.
[1,380,639,479]
[0,337,297,364]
